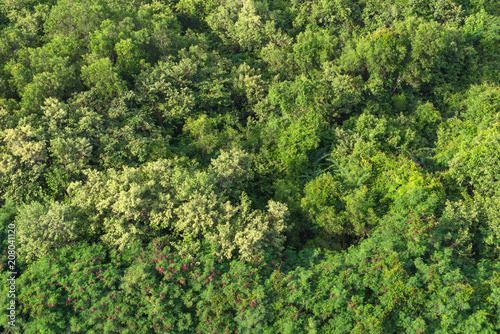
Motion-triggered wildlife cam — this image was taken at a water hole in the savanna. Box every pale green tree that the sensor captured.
[16,200,83,262]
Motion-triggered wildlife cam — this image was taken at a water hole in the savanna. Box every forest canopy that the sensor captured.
[1,0,500,332]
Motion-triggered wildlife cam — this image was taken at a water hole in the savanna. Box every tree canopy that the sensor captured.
[1,0,500,332]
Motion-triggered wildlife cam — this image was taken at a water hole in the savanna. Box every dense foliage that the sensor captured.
[1,0,500,332]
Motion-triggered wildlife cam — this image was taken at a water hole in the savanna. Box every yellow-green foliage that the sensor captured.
[176,191,288,261]
[64,156,288,261]
[209,147,254,200]
[66,159,194,248]
[0,123,47,201]
[16,201,82,262]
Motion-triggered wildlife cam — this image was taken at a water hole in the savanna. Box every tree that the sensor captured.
[16,201,83,262]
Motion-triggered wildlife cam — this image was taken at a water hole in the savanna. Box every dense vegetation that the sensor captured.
[1,0,500,332]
